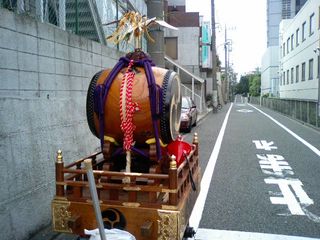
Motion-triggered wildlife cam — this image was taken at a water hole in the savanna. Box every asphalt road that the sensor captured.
[191,98,320,239]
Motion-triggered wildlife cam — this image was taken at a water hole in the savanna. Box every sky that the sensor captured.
[186,0,267,79]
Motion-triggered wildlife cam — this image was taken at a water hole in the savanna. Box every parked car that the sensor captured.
[179,97,197,132]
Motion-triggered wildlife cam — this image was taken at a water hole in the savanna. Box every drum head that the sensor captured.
[160,71,181,144]
[86,70,103,138]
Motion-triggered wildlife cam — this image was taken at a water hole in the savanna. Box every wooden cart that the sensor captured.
[52,133,200,240]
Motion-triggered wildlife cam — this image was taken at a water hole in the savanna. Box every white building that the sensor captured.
[279,0,320,100]
[261,0,307,96]
[261,46,280,96]
[164,27,200,75]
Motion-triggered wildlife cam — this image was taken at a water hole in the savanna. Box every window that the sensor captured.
[296,28,299,46]
[286,69,289,84]
[302,21,306,41]
[165,37,178,60]
[296,65,299,82]
[282,0,291,18]
[291,67,294,83]
[283,71,286,85]
[310,13,315,36]
[280,73,282,86]
[308,58,314,80]
[291,34,294,51]
[287,38,290,53]
[302,62,306,81]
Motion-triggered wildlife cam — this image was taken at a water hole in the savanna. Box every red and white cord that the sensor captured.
[119,60,139,151]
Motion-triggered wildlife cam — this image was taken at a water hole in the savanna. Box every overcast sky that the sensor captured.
[186,0,267,79]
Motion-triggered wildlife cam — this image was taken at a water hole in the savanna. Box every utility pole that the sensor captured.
[211,0,218,112]
[224,25,234,103]
[224,25,228,103]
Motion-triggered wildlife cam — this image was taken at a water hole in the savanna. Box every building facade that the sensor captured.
[261,46,280,96]
[164,0,201,75]
[261,0,307,96]
[279,0,320,100]
[163,0,209,110]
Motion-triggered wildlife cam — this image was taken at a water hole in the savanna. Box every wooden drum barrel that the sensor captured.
[86,66,181,147]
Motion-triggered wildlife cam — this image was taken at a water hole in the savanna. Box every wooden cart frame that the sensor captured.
[52,133,200,240]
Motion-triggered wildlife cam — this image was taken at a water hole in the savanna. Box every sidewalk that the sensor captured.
[197,107,213,122]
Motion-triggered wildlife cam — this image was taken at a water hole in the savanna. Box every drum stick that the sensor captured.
[84,159,107,240]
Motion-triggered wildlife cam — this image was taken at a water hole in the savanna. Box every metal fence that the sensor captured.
[0,0,107,45]
[1,0,66,29]
[250,97,320,129]
[164,55,206,113]
[181,83,203,113]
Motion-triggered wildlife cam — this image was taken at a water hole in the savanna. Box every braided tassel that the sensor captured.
[119,60,139,183]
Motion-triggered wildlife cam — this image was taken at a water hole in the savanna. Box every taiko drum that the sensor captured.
[86,66,181,147]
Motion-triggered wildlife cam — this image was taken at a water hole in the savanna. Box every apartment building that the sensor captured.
[164,0,201,76]
[279,0,320,100]
[261,0,307,96]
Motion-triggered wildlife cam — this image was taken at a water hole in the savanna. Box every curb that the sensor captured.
[197,108,213,124]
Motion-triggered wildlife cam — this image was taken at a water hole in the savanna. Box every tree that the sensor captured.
[235,75,249,95]
[234,72,261,96]
[249,74,261,96]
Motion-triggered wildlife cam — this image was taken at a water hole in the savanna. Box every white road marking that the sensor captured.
[253,140,278,151]
[189,103,233,230]
[237,109,253,113]
[248,104,320,157]
[253,144,318,220]
[264,178,313,215]
[195,229,320,240]
[262,169,295,176]
[257,154,292,173]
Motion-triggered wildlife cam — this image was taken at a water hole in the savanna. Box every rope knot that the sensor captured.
[120,60,137,151]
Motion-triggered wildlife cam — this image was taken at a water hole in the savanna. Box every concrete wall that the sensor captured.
[0,8,122,240]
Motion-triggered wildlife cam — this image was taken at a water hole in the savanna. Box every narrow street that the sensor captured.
[189,96,320,239]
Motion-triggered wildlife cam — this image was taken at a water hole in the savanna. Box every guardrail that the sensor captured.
[250,97,320,129]
[181,83,203,113]
[164,55,205,113]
